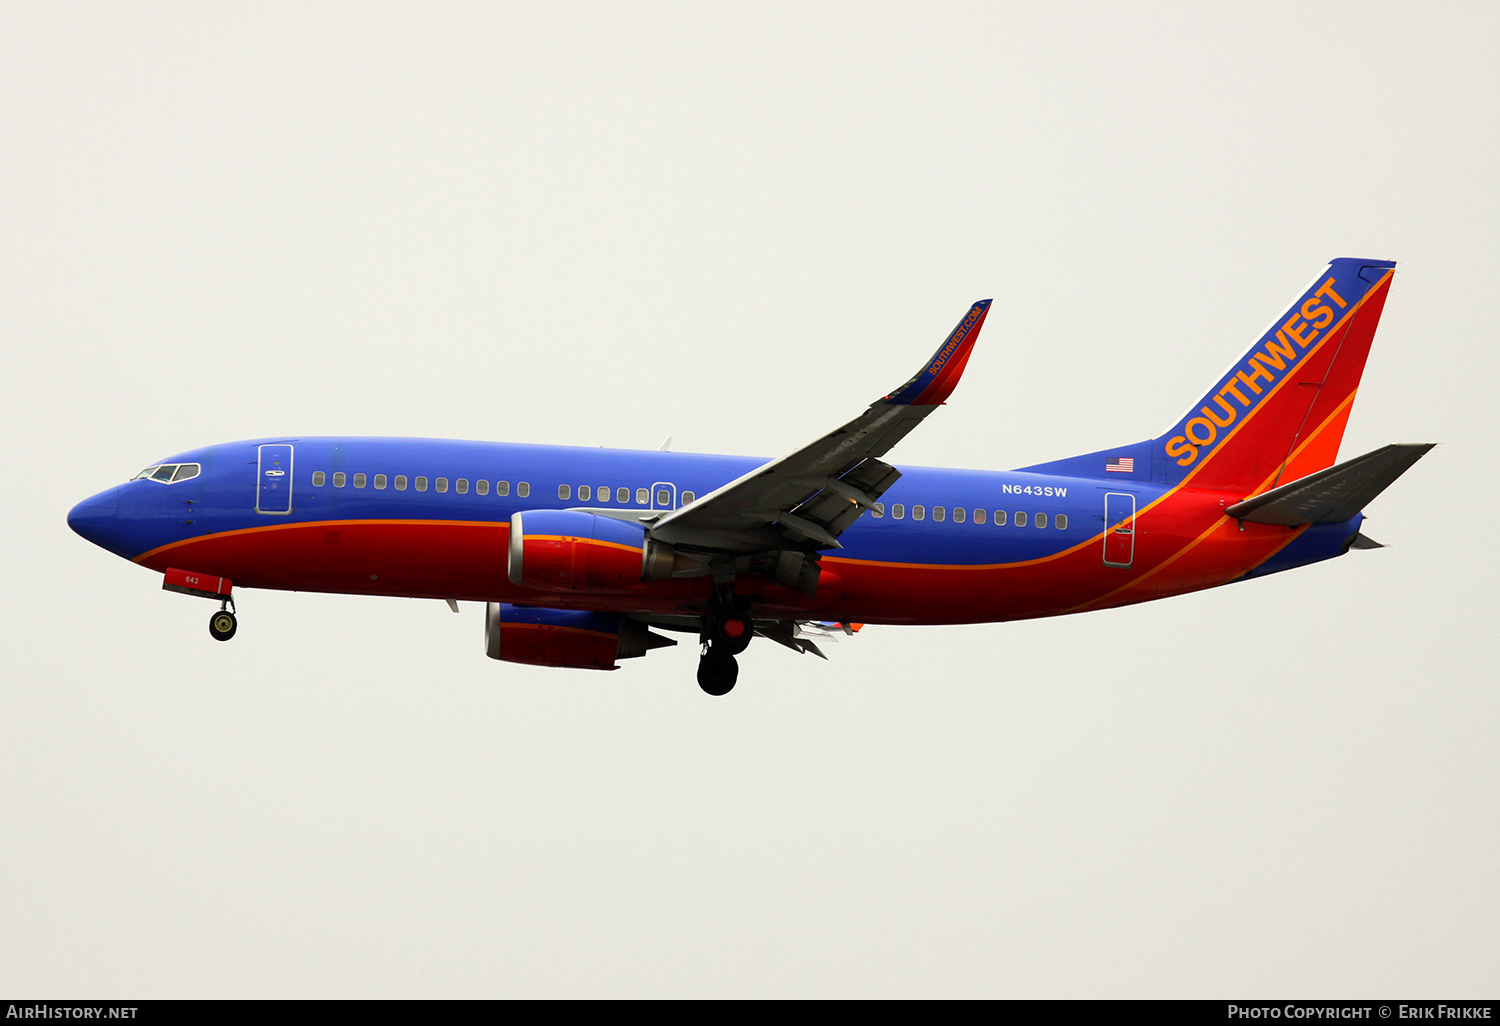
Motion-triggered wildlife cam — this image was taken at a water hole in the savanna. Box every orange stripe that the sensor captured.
[1063,386,1368,613]
[1172,270,1389,492]
[521,535,642,554]
[1069,272,1390,604]
[1277,390,1358,482]
[1064,517,1308,613]
[134,281,1389,593]
[133,518,509,565]
[824,528,1105,573]
[502,622,617,641]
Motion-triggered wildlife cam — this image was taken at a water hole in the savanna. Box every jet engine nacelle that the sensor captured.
[508,510,648,592]
[485,602,674,670]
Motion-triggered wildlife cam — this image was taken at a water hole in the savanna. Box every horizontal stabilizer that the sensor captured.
[1349,532,1384,549]
[1225,443,1434,526]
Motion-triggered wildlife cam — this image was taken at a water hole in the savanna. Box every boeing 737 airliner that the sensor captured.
[69,258,1431,694]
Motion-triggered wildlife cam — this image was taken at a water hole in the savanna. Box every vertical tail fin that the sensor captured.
[1155,257,1396,493]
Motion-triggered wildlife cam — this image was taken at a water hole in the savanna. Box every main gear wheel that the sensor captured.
[697,650,738,696]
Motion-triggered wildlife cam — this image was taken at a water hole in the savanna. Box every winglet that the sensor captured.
[884,299,992,406]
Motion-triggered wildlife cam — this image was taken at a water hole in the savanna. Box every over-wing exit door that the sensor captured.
[650,481,677,510]
[257,444,294,514]
[1103,492,1135,567]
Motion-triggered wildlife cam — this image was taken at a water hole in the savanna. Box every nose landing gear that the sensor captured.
[162,568,238,642]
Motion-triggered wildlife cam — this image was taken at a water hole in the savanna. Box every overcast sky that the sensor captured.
[2,1,1496,998]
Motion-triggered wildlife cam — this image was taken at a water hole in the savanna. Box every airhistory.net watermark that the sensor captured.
[6,1007,137,1020]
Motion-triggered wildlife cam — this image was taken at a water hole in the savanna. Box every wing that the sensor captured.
[649,299,992,556]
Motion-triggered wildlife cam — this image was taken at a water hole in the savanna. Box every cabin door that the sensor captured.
[257,444,294,515]
[1103,492,1135,567]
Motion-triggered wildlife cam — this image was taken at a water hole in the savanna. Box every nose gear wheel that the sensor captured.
[209,610,238,641]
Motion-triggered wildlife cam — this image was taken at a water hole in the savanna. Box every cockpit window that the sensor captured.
[133,463,201,484]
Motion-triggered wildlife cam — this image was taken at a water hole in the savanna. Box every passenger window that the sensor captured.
[333,472,346,487]
[313,471,326,487]
[152,465,177,482]
[172,464,200,482]
[952,507,965,523]
[933,506,946,522]
[456,479,469,494]
[1056,513,1068,530]
[558,484,571,500]
[496,481,509,496]
[578,485,590,502]
[415,477,428,492]
[617,487,629,503]
[994,510,1006,525]
[476,480,489,495]
[681,491,695,505]
[913,505,926,521]
[598,485,610,502]
[517,482,530,498]
[656,488,671,507]
[353,473,367,488]
[436,478,449,493]
[636,488,648,505]
[1036,512,1047,528]
[374,474,387,489]
[973,508,985,524]
[892,503,905,520]
[1015,511,1027,527]
[871,502,884,518]
[395,475,408,491]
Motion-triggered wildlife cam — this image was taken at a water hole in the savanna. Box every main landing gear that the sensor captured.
[209,600,237,642]
[696,597,754,696]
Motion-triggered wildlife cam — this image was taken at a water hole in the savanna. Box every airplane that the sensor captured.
[68,257,1432,695]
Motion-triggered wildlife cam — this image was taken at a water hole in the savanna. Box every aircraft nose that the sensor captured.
[68,487,119,549]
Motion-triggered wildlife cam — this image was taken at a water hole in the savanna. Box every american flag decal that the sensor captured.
[1105,456,1135,473]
